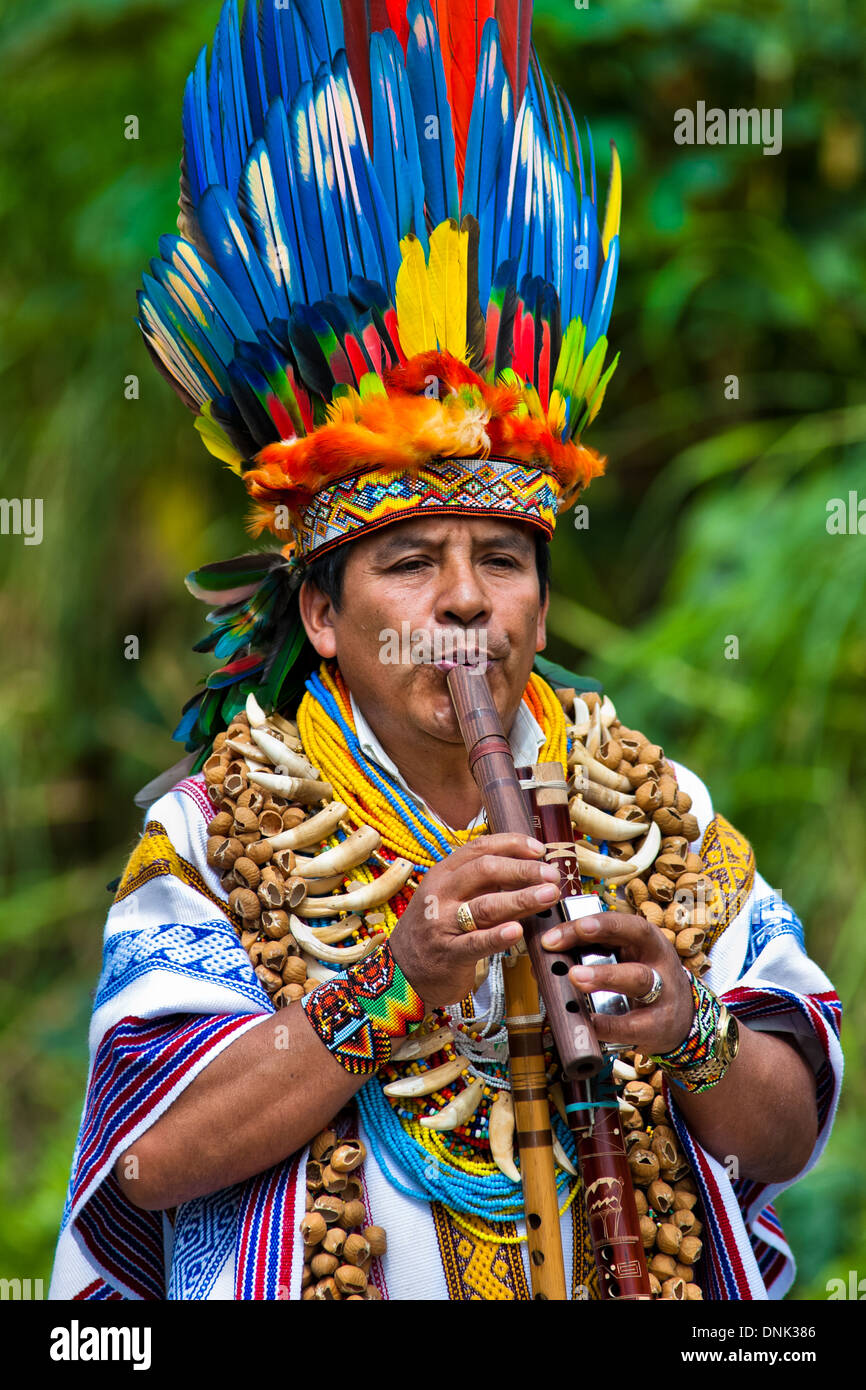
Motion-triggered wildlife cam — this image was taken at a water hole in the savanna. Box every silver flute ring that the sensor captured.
[634,967,663,1007]
[456,902,478,934]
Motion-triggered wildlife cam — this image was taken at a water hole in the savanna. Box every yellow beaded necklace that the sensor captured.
[298,661,567,867]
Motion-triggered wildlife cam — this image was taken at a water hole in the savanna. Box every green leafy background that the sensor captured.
[1,0,863,1297]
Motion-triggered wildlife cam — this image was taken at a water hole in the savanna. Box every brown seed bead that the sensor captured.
[258,879,286,911]
[364,1286,384,1301]
[245,839,273,867]
[233,806,258,836]
[314,1277,342,1300]
[313,1194,344,1225]
[321,1164,347,1194]
[648,1273,662,1297]
[282,955,307,985]
[330,1140,366,1173]
[684,852,704,874]
[283,982,306,1002]
[639,1216,658,1250]
[301,1263,312,1288]
[240,929,259,952]
[300,1212,327,1245]
[679,813,700,842]
[282,877,308,908]
[302,1285,317,1301]
[282,807,306,829]
[675,790,693,815]
[233,857,262,891]
[362,1225,387,1258]
[322,1227,346,1257]
[656,852,688,879]
[334,1264,367,1296]
[207,811,234,837]
[651,1094,669,1126]
[674,1262,692,1283]
[626,762,659,789]
[342,1178,363,1204]
[625,1130,652,1152]
[273,848,297,875]
[310,1252,338,1279]
[248,941,268,968]
[633,1052,656,1077]
[638,901,664,929]
[311,1129,337,1162]
[261,909,291,940]
[638,743,665,769]
[272,987,294,1009]
[660,928,677,947]
[342,1233,371,1266]
[224,773,247,800]
[648,1179,674,1214]
[647,873,674,904]
[661,1277,687,1301]
[341,1199,366,1230]
[260,940,287,974]
[679,1235,703,1265]
[625,877,650,910]
[651,1133,678,1172]
[254,965,283,995]
[663,902,690,933]
[632,1189,648,1217]
[624,1081,654,1109]
[673,1209,697,1236]
[673,1187,698,1213]
[657,774,678,808]
[209,837,245,870]
[258,810,284,838]
[635,782,662,815]
[649,1253,677,1280]
[656,1222,682,1256]
[228,887,260,921]
[686,1282,703,1301]
[627,1149,660,1187]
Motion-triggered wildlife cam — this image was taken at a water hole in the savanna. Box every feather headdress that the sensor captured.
[140,0,621,549]
[136,0,622,762]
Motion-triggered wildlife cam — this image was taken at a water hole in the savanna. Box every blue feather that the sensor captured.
[578,195,600,326]
[149,258,236,366]
[197,184,280,331]
[158,236,257,347]
[331,55,401,289]
[182,47,220,208]
[462,20,512,223]
[584,234,619,350]
[288,81,349,297]
[406,0,459,227]
[138,275,228,403]
[264,98,321,304]
[240,0,268,138]
[370,33,416,246]
[379,31,428,252]
[238,140,301,318]
[207,0,252,198]
[497,97,534,275]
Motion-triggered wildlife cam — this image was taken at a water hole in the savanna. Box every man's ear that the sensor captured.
[299,578,338,659]
[535,588,550,653]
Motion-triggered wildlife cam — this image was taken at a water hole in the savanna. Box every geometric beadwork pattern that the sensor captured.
[294,458,559,560]
[698,813,756,955]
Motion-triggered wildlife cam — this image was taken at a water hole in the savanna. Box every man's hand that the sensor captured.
[541,911,695,1055]
[388,834,559,1008]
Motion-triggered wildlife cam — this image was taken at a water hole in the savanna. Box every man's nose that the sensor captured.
[436,558,491,627]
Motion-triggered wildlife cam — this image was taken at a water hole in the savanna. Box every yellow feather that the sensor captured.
[601,142,622,258]
[428,219,467,359]
[395,234,436,358]
[195,404,243,473]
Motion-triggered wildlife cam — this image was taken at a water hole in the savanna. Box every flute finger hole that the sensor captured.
[551,961,569,976]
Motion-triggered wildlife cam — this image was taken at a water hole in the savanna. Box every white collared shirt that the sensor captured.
[350,691,546,832]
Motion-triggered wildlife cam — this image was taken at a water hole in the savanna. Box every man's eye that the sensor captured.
[486,554,519,568]
[392,558,428,573]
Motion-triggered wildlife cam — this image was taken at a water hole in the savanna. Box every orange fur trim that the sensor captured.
[243,350,605,532]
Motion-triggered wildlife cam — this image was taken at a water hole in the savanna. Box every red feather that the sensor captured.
[368,1,411,50]
[536,317,551,409]
[341,3,375,147]
[495,0,533,107]
[431,1,495,199]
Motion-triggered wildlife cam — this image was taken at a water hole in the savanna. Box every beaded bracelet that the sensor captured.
[303,939,426,1076]
[650,975,722,1093]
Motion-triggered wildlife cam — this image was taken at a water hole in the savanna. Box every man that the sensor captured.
[50,0,840,1300]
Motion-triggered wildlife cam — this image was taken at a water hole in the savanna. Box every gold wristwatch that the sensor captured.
[684,1003,740,1089]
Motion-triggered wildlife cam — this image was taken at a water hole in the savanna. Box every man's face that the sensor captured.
[299,515,549,746]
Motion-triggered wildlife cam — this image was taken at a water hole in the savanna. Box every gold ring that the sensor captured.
[456,902,478,934]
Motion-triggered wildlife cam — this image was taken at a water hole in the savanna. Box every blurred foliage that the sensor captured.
[1,0,864,1296]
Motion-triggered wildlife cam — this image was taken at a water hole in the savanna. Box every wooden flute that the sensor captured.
[447,666,650,1300]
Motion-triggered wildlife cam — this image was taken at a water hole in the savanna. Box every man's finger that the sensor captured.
[454,853,560,897]
[449,920,524,960]
[466,881,560,928]
[456,833,547,862]
[540,911,657,956]
[569,960,658,1001]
